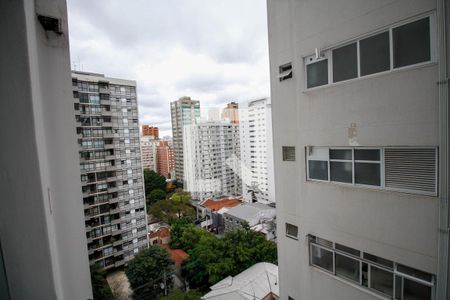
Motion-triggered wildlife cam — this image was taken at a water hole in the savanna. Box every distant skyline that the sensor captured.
[67,0,270,137]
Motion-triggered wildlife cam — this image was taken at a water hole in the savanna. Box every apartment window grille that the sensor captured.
[304,15,433,89]
[282,146,296,161]
[285,223,298,239]
[306,146,437,195]
[278,62,293,81]
[308,235,434,299]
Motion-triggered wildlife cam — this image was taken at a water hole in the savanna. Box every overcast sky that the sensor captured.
[67,0,270,137]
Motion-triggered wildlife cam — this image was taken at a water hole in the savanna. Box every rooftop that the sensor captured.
[201,198,242,212]
[161,245,189,267]
[202,262,279,300]
[223,203,275,225]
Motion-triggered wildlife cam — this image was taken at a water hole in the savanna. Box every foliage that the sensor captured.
[144,169,167,196]
[148,191,195,224]
[90,264,114,300]
[126,246,174,300]
[170,219,208,251]
[182,227,277,290]
[148,189,167,205]
[158,289,202,300]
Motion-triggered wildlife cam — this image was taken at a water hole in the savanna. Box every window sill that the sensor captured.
[285,234,298,241]
[305,179,437,198]
[302,60,437,93]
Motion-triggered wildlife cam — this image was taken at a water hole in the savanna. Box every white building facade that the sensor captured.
[184,121,241,201]
[267,0,449,299]
[239,98,275,204]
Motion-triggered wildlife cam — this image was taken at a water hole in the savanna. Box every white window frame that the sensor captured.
[303,12,436,91]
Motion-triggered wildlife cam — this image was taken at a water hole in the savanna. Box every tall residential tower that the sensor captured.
[72,71,148,269]
[267,0,449,299]
[170,96,200,181]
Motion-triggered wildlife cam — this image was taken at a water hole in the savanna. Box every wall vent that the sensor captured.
[37,15,62,35]
[282,146,296,161]
[278,63,293,81]
[384,148,437,195]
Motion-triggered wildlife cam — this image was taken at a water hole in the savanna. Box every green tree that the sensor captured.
[182,227,278,290]
[144,169,167,196]
[158,289,202,300]
[126,246,174,300]
[148,188,167,205]
[90,264,113,300]
[148,191,195,224]
[169,217,193,249]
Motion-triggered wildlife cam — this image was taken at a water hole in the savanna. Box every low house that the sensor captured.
[193,197,242,233]
[148,222,171,245]
[222,203,276,241]
[202,262,279,300]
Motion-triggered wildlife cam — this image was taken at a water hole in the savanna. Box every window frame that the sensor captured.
[308,236,435,299]
[303,13,435,91]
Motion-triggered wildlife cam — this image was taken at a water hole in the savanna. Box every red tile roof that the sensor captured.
[162,244,189,267]
[201,198,241,212]
[149,227,170,239]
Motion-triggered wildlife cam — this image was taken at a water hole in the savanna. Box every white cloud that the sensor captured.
[68,0,270,137]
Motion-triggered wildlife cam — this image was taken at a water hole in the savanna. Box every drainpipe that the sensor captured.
[436,0,449,299]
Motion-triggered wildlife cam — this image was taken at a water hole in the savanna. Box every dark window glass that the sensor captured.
[397,264,433,282]
[335,243,360,256]
[360,31,390,76]
[307,60,328,88]
[371,266,393,297]
[330,149,352,160]
[355,163,381,186]
[395,276,403,299]
[330,162,352,183]
[332,43,358,82]
[309,160,328,180]
[403,278,432,300]
[335,253,360,283]
[354,149,380,161]
[362,263,369,287]
[363,252,393,268]
[393,17,430,68]
[311,244,333,272]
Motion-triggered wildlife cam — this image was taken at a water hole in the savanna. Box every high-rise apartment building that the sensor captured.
[72,71,148,269]
[141,135,158,172]
[157,140,175,179]
[184,121,241,200]
[222,101,240,124]
[267,0,449,299]
[141,125,159,139]
[239,98,274,204]
[170,96,200,181]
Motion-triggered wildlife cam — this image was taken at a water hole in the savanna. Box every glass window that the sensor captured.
[393,17,430,68]
[330,162,352,183]
[396,264,433,282]
[335,253,360,283]
[403,278,432,300]
[309,160,328,180]
[332,43,358,82]
[363,252,393,268]
[355,163,380,186]
[370,266,393,297]
[354,149,380,161]
[359,31,390,76]
[330,149,352,160]
[311,244,333,272]
[307,59,328,88]
[335,243,360,257]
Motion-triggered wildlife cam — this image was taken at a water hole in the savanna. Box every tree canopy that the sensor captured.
[90,264,113,300]
[181,226,277,290]
[148,188,167,205]
[126,246,174,299]
[144,169,167,196]
[158,289,201,300]
[148,191,195,224]
[170,219,208,251]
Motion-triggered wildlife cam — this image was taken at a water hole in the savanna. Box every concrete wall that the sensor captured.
[0,0,92,298]
[267,0,441,299]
